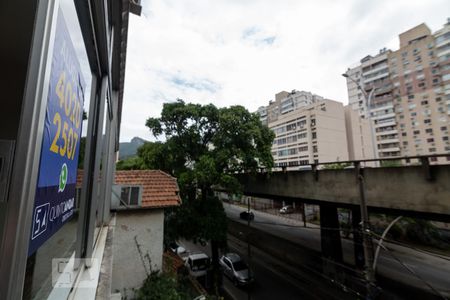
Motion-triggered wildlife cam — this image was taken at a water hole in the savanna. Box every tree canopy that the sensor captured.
[144,100,274,197]
[128,100,274,294]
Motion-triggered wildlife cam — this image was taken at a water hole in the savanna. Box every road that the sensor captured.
[180,238,322,300]
[224,203,450,299]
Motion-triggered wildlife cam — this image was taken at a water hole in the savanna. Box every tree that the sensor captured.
[145,100,274,294]
[116,156,145,170]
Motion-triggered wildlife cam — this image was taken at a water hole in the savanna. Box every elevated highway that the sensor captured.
[236,163,450,221]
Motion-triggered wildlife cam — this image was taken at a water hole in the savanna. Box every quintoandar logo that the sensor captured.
[58,163,68,193]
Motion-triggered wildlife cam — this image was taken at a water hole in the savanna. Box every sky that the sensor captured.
[120,0,450,142]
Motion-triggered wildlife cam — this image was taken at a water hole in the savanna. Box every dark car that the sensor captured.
[239,211,254,221]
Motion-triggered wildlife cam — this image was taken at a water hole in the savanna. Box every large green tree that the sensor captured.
[144,100,274,294]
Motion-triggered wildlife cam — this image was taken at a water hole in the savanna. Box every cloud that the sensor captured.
[120,0,449,142]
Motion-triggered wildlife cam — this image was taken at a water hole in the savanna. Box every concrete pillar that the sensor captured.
[319,204,343,262]
[352,207,365,269]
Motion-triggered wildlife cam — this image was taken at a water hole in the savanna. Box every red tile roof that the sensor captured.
[76,169,181,209]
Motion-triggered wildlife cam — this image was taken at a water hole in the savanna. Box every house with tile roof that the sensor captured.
[76,169,181,298]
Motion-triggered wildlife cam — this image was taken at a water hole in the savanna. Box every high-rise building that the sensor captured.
[389,23,449,159]
[265,90,324,124]
[268,99,349,167]
[344,106,375,161]
[344,19,450,162]
[344,49,401,159]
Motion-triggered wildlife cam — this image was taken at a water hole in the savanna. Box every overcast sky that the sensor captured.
[120,0,449,142]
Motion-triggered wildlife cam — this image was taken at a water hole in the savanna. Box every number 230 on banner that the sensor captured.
[49,71,82,160]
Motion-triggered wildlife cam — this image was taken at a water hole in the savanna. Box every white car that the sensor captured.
[279,205,294,214]
[219,253,253,286]
[168,241,186,255]
[184,253,210,278]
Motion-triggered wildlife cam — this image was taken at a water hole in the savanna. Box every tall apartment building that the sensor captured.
[344,19,450,161]
[345,49,401,158]
[344,106,375,161]
[389,23,450,158]
[268,99,349,167]
[264,90,324,125]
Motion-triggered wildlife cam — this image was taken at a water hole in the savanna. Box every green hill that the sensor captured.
[119,137,147,160]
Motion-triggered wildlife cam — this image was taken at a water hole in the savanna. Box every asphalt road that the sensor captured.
[180,238,319,300]
[224,203,450,299]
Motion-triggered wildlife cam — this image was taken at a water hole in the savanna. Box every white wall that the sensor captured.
[111,209,164,298]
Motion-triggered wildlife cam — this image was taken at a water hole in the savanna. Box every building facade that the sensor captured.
[344,106,375,161]
[0,0,142,299]
[345,19,450,162]
[267,98,349,167]
[345,50,401,159]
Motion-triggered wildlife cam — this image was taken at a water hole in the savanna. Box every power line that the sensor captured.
[379,243,448,300]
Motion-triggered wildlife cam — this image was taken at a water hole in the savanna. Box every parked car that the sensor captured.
[168,241,186,255]
[219,253,253,286]
[239,210,254,221]
[184,253,210,278]
[279,205,294,214]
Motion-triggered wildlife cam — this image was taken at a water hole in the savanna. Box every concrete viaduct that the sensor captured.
[229,162,450,280]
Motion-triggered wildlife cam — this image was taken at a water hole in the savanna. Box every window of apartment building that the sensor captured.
[402,132,407,137]
[433,78,440,85]
[311,119,316,127]
[425,128,433,134]
[297,120,307,128]
[436,97,442,102]
[441,126,448,131]
[429,148,436,153]
[424,119,431,124]
[428,50,434,57]
[443,74,450,81]
[427,138,434,143]
[410,112,417,117]
[413,130,420,135]
[408,103,416,110]
[119,186,141,207]
[313,145,318,153]
[412,121,420,127]
[421,100,428,105]
[399,114,404,119]
[403,141,408,146]
[402,51,408,57]
[443,136,449,141]
[298,132,307,139]
[408,95,415,100]
[298,146,308,152]
[423,109,431,116]
[288,148,297,155]
[428,42,434,49]
[312,132,317,139]
[286,123,297,131]
[418,82,426,89]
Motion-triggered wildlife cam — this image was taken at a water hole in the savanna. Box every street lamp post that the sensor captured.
[342,74,379,165]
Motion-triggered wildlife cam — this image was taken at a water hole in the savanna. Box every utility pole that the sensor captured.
[357,163,376,297]
[247,197,252,300]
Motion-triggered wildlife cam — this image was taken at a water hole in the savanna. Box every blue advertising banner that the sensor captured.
[28,8,85,256]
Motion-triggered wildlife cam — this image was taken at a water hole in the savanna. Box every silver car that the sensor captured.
[219,253,253,286]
